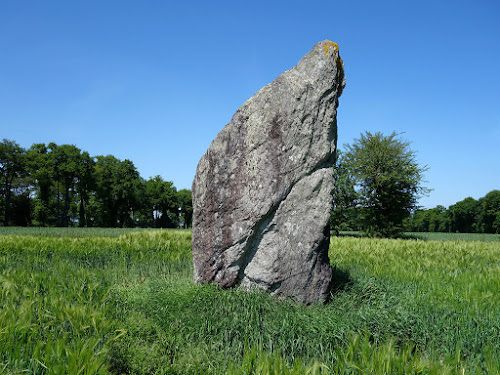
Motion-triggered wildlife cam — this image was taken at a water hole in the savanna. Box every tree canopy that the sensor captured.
[0,139,26,226]
[408,191,500,234]
[330,151,358,235]
[342,131,429,237]
[0,139,192,228]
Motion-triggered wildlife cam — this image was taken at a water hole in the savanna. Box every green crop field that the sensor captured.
[1,228,500,374]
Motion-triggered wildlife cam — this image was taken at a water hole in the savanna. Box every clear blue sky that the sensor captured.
[1,0,498,209]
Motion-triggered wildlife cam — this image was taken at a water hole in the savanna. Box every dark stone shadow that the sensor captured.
[333,231,430,241]
[332,231,364,238]
[326,266,353,302]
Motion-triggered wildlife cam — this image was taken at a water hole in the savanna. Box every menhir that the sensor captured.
[192,40,345,304]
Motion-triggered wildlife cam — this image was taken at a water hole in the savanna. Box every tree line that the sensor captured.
[3,132,497,235]
[330,132,500,235]
[335,189,500,235]
[407,191,500,234]
[0,139,192,228]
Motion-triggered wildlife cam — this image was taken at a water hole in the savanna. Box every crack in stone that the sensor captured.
[228,159,333,288]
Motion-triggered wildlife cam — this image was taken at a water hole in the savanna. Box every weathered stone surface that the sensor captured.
[192,41,345,304]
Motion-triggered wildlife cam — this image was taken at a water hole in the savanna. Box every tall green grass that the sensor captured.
[0,226,170,237]
[1,228,499,373]
[0,230,191,374]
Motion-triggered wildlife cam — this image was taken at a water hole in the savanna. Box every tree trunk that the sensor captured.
[64,184,70,227]
[79,195,86,227]
[3,179,11,226]
[56,180,61,226]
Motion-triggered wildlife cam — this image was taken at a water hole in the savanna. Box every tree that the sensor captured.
[114,159,142,227]
[9,183,31,226]
[330,150,358,235]
[343,131,429,237]
[144,176,179,228]
[75,151,95,227]
[94,155,142,227]
[0,139,26,226]
[493,212,500,234]
[449,197,479,233]
[51,144,84,226]
[94,155,120,227]
[26,143,56,226]
[408,209,429,232]
[0,137,195,228]
[477,190,500,233]
[408,207,449,233]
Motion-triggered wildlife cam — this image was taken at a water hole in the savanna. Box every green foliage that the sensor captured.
[478,190,500,233]
[494,211,500,233]
[0,138,26,226]
[408,190,500,234]
[26,143,56,226]
[93,155,143,227]
[0,138,192,228]
[143,175,179,228]
[51,143,93,227]
[343,131,429,237]
[409,205,450,233]
[449,197,479,233]
[330,151,358,235]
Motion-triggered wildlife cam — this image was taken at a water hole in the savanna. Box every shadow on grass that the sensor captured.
[399,233,428,241]
[333,231,365,238]
[329,266,353,298]
[333,231,430,241]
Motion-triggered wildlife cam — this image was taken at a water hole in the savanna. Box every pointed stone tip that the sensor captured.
[319,40,340,59]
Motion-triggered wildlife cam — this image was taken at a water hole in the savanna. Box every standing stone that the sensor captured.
[192,40,345,304]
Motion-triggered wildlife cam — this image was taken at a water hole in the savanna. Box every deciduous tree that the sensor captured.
[477,190,500,233]
[51,144,83,226]
[94,155,142,227]
[0,139,26,226]
[343,131,429,237]
[330,151,357,235]
[449,197,479,233]
[26,143,56,226]
[144,176,178,228]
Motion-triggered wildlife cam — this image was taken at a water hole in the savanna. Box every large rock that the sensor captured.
[192,40,345,304]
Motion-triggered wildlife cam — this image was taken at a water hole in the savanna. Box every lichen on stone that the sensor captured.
[322,40,344,71]
[322,40,339,58]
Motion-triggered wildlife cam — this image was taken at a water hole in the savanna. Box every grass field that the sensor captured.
[1,228,500,374]
[0,227,153,237]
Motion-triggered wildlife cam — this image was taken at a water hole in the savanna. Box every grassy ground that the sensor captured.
[1,228,499,374]
[0,226,159,237]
